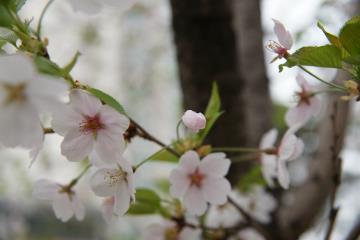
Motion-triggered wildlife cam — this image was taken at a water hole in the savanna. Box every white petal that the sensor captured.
[259,129,278,149]
[178,151,200,173]
[32,179,60,201]
[27,76,69,114]
[179,227,201,240]
[72,194,85,221]
[99,105,129,133]
[272,19,293,50]
[169,169,191,198]
[296,75,312,92]
[94,129,125,164]
[113,183,131,216]
[261,155,277,187]
[61,128,94,162]
[102,197,115,223]
[285,105,312,128]
[0,103,43,149]
[277,160,290,189]
[184,186,207,216]
[0,54,35,83]
[70,89,102,117]
[201,177,231,205]
[199,153,230,178]
[278,134,298,161]
[52,193,74,222]
[89,168,118,197]
[52,105,83,136]
[289,138,304,161]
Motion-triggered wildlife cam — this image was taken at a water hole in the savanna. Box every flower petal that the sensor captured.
[52,105,83,136]
[260,129,278,150]
[261,155,277,187]
[201,177,231,205]
[70,89,102,117]
[72,194,85,221]
[277,160,290,189]
[113,182,131,216]
[272,19,293,50]
[52,193,74,222]
[184,186,207,216]
[61,128,94,162]
[285,105,313,128]
[169,169,191,198]
[94,129,125,164]
[199,153,230,178]
[102,197,115,223]
[89,168,118,197]
[0,54,35,83]
[32,179,60,201]
[178,151,200,173]
[99,105,129,133]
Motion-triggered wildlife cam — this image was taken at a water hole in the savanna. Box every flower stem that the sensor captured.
[36,0,55,40]
[299,66,346,92]
[68,164,91,188]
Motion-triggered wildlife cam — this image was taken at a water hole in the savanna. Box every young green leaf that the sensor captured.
[34,56,65,77]
[339,16,360,56]
[0,5,13,28]
[127,188,161,215]
[87,88,127,115]
[147,147,179,163]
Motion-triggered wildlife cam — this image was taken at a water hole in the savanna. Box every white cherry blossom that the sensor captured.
[268,19,293,59]
[234,186,277,224]
[67,0,134,14]
[181,110,206,133]
[0,54,68,162]
[89,158,135,216]
[33,179,85,222]
[143,221,201,240]
[169,151,231,216]
[52,89,129,165]
[259,128,304,189]
[285,75,321,128]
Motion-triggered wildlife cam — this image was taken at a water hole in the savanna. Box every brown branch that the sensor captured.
[346,219,360,240]
[43,127,55,134]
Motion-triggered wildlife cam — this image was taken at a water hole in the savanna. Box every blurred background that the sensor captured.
[0,0,359,239]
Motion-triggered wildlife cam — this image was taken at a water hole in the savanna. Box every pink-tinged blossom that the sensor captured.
[143,221,201,240]
[89,158,135,216]
[67,0,134,14]
[33,179,85,222]
[233,186,277,224]
[52,89,129,165]
[285,75,321,128]
[169,151,231,216]
[259,128,304,189]
[268,19,293,59]
[0,54,68,162]
[181,110,206,133]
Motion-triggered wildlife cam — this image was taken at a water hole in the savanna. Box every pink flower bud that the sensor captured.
[181,110,206,133]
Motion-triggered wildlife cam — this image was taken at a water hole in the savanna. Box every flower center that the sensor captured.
[296,87,312,106]
[188,168,205,188]
[2,83,27,105]
[105,169,127,186]
[80,114,104,137]
[267,41,288,58]
[59,185,75,201]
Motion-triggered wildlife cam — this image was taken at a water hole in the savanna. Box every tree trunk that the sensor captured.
[169,0,271,184]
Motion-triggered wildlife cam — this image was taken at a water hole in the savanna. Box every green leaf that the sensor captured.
[127,188,161,215]
[7,0,27,12]
[317,22,341,48]
[63,51,81,75]
[0,5,13,28]
[197,82,223,143]
[238,165,266,192]
[87,88,127,115]
[343,54,360,65]
[339,16,360,56]
[147,147,178,162]
[279,45,343,71]
[34,56,65,77]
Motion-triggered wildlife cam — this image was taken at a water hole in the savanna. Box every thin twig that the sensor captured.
[345,219,360,240]
[228,196,272,240]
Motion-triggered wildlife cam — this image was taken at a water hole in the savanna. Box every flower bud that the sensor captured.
[181,110,206,133]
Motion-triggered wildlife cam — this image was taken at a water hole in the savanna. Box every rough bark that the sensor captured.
[169,0,271,183]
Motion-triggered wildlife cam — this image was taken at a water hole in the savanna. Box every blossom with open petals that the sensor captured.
[259,128,304,189]
[169,151,231,216]
[268,19,293,60]
[285,75,320,128]
[143,221,201,240]
[181,110,206,133]
[33,179,85,222]
[67,0,134,14]
[89,158,135,216]
[0,54,68,162]
[52,89,129,165]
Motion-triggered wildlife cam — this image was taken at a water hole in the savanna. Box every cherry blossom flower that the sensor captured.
[52,89,129,165]
[67,0,134,14]
[238,228,265,240]
[181,110,206,133]
[143,221,201,240]
[89,158,135,216]
[0,54,68,160]
[259,128,304,189]
[268,19,293,60]
[169,151,231,216]
[33,179,85,222]
[234,186,277,224]
[285,75,321,128]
